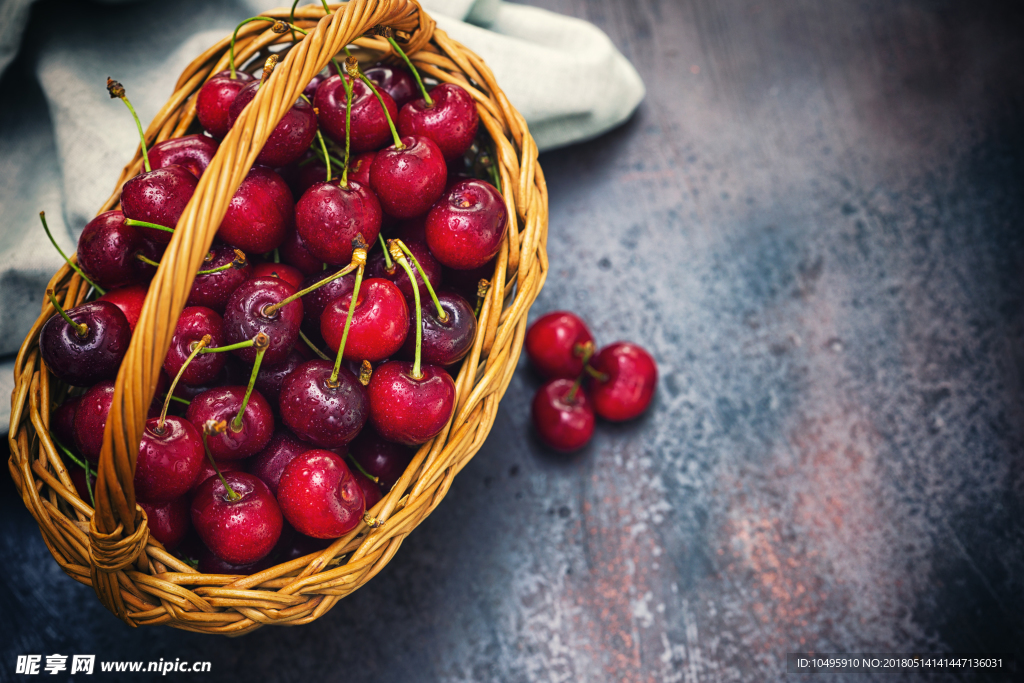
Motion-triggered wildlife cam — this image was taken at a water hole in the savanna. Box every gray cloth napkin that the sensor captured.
[0,0,643,430]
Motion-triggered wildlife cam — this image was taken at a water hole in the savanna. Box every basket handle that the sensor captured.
[89,0,435,622]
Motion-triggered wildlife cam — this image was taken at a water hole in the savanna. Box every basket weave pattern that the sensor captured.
[8,0,547,634]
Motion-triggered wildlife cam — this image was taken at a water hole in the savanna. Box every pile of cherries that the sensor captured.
[526,311,657,452]
[41,24,507,573]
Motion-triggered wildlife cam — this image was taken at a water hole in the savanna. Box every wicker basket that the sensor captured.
[8,0,547,634]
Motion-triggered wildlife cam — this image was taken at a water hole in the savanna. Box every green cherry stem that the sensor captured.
[346,453,378,482]
[51,434,95,507]
[124,218,174,234]
[299,329,331,361]
[257,54,280,91]
[583,364,609,382]
[196,249,247,275]
[339,67,353,186]
[315,127,332,183]
[385,34,432,106]
[378,234,393,270]
[164,394,191,406]
[346,57,403,149]
[329,245,369,386]
[262,256,360,317]
[564,371,585,404]
[394,238,446,322]
[232,333,269,431]
[474,279,491,317]
[38,211,105,296]
[229,17,278,79]
[106,78,151,173]
[202,421,240,501]
[160,334,211,430]
[199,339,256,354]
[135,253,160,268]
[389,243,423,379]
[46,289,87,338]
[308,143,347,172]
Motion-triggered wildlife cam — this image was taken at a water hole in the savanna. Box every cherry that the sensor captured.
[279,228,325,275]
[303,72,328,101]
[398,83,479,162]
[131,237,166,282]
[370,135,447,219]
[364,64,417,109]
[120,165,198,244]
[390,214,427,244]
[76,210,143,290]
[368,362,454,446]
[278,360,368,448]
[588,342,658,421]
[186,386,274,460]
[277,528,331,562]
[187,242,253,313]
[425,179,507,270]
[196,70,255,138]
[70,466,96,504]
[72,380,116,464]
[293,157,330,198]
[192,457,243,491]
[217,166,294,253]
[253,349,305,405]
[139,498,190,551]
[399,289,476,366]
[295,179,381,265]
[248,430,309,496]
[251,262,303,290]
[135,415,205,504]
[222,276,303,365]
[39,293,131,387]
[314,75,398,154]
[191,471,283,564]
[525,311,594,379]
[277,450,364,539]
[321,278,408,362]
[164,306,225,386]
[228,81,318,167]
[366,239,442,302]
[348,428,414,492]
[99,284,148,331]
[443,257,496,301]
[51,396,80,447]
[149,134,219,179]
[532,378,595,452]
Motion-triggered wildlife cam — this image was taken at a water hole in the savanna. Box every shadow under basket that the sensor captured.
[8,0,547,634]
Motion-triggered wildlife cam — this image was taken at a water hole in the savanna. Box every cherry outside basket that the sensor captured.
[8,0,547,634]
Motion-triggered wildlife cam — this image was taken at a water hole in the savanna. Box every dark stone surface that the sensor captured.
[2,0,1024,681]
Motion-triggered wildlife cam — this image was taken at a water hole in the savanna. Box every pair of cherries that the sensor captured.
[526,312,658,452]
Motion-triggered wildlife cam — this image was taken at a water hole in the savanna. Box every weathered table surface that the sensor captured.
[2,0,1023,681]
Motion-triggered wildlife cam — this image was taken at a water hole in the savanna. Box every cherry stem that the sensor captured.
[124,218,174,234]
[474,278,490,317]
[199,338,257,354]
[565,372,585,404]
[273,248,280,264]
[163,394,191,406]
[46,289,88,338]
[51,434,95,507]
[378,234,392,270]
[389,243,423,379]
[258,55,280,90]
[346,57,403,149]
[202,422,240,501]
[299,329,330,360]
[386,34,432,106]
[308,143,346,173]
[315,127,332,183]
[232,333,269,431]
[346,454,378,483]
[38,211,105,296]
[161,334,211,429]
[263,259,359,316]
[583,364,609,382]
[289,0,300,40]
[196,249,246,275]
[107,78,151,173]
[573,341,595,366]
[329,245,368,386]
[358,359,372,386]
[394,239,446,322]
[134,253,160,268]
[229,17,277,79]
[340,67,353,187]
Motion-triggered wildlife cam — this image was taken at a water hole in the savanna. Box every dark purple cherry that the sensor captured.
[228,81,318,167]
[76,210,143,289]
[278,359,369,449]
[248,430,310,496]
[135,415,205,504]
[369,135,447,219]
[51,396,80,447]
[397,83,479,162]
[279,228,326,275]
[303,72,329,101]
[425,179,507,270]
[217,166,294,254]
[399,290,476,366]
[186,386,274,460]
[368,361,455,445]
[39,298,130,387]
[314,75,399,154]
[149,134,219,179]
[163,306,225,386]
[295,179,381,265]
[321,278,409,362]
[348,428,414,492]
[196,70,255,138]
[222,276,303,366]
[187,241,253,313]
[253,349,305,405]
[366,240,442,302]
[120,165,199,244]
[365,64,418,109]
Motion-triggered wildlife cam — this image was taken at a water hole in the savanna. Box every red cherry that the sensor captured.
[191,471,283,565]
[76,210,143,289]
[228,81,318,167]
[277,450,364,539]
[248,430,310,496]
[347,151,376,186]
[525,311,594,379]
[120,165,198,244]
[251,262,304,290]
[314,75,398,154]
[397,83,479,162]
[99,284,148,331]
[348,428,414,492]
[589,343,658,421]
[196,70,254,138]
[531,378,595,452]
[351,466,382,509]
[321,278,409,362]
[217,166,294,254]
[278,360,369,448]
[187,241,253,313]
[368,361,455,445]
[425,179,507,270]
[149,134,219,179]
[72,381,116,464]
[279,228,325,275]
[369,135,447,219]
[295,179,381,265]
[186,386,275,460]
[221,276,303,366]
[135,416,205,504]
[163,306,225,386]
[139,497,190,551]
